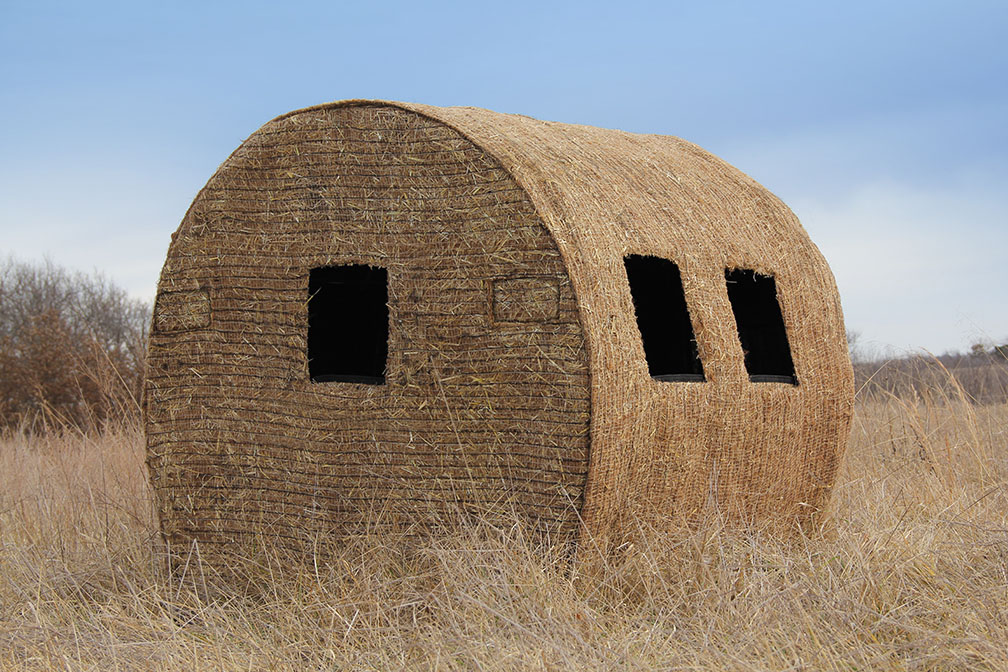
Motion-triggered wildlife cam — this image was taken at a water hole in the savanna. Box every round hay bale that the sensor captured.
[145,101,854,559]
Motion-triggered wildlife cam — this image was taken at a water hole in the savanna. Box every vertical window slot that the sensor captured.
[725,268,796,384]
[624,255,705,382]
[308,265,388,384]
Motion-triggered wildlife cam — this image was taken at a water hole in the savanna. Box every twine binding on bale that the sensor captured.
[145,100,854,561]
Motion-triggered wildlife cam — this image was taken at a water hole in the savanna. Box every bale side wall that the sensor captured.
[409,104,855,539]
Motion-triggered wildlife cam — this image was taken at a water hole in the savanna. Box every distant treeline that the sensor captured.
[0,257,150,432]
[852,344,1008,405]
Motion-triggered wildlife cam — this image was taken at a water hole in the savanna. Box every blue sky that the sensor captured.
[1,0,1006,354]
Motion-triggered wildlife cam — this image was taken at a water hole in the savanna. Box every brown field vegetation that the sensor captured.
[2,374,1006,671]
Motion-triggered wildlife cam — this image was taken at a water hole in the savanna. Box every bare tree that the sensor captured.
[0,257,150,432]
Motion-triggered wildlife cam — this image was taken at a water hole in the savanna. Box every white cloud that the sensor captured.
[717,104,1008,355]
[792,181,1008,354]
[0,161,196,304]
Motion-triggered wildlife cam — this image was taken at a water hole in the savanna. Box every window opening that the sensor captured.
[624,255,705,382]
[724,268,796,384]
[308,265,388,384]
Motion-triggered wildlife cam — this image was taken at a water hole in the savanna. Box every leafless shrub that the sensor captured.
[0,257,150,433]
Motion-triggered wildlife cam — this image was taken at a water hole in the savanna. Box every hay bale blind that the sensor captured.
[145,100,854,554]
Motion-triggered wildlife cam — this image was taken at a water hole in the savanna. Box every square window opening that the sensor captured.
[624,255,705,382]
[308,265,388,384]
[725,268,796,385]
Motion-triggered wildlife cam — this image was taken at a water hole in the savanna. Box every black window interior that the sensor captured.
[624,255,705,382]
[724,268,796,384]
[308,265,388,384]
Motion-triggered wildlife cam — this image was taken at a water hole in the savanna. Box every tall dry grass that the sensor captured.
[2,387,1006,670]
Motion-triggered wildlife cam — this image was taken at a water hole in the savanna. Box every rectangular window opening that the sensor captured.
[308,265,388,384]
[725,268,796,385]
[624,255,705,382]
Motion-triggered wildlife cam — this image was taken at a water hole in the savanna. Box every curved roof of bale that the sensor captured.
[271,100,853,539]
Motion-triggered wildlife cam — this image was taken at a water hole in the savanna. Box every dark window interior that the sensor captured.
[724,268,796,384]
[624,255,705,382]
[308,265,388,384]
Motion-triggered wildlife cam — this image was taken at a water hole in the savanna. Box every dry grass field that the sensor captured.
[2,386,1006,670]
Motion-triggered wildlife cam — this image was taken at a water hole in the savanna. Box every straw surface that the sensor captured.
[146,101,853,558]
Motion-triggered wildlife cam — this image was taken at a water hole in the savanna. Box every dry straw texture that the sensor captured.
[3,387,1006,670]
[146,101,853,557]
